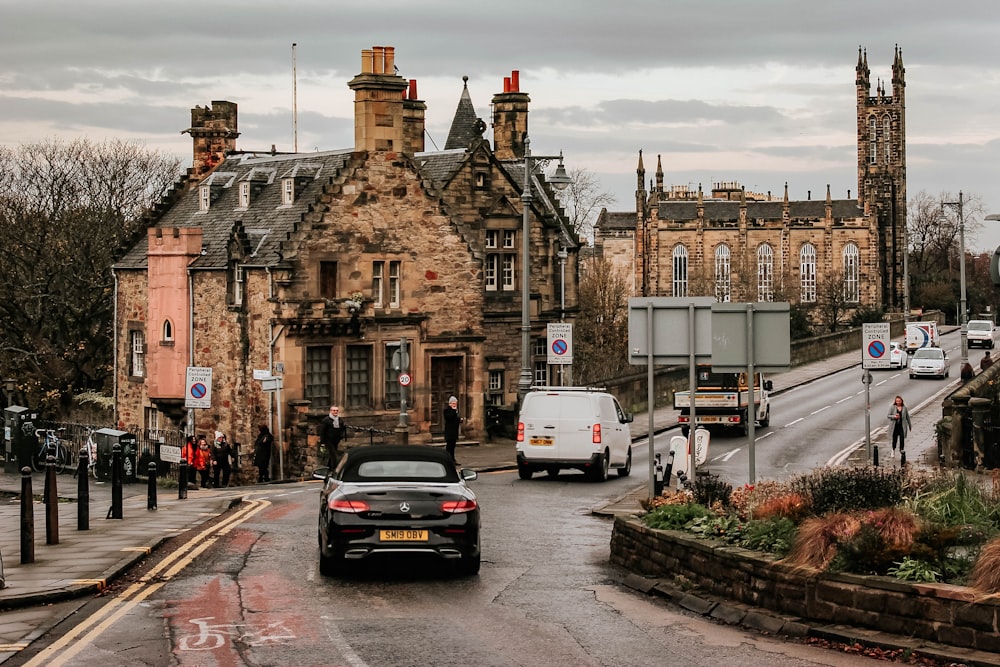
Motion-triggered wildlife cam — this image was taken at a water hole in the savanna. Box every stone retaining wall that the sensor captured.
[610,516,1000,653]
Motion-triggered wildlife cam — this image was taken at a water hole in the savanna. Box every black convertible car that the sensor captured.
[317,444,481,576]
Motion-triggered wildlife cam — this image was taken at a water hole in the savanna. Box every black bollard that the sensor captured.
[147,461,157,510]
[107,442,123,519]
[653,453,664,497]
[873,445,880,468]
[45,454,58,545]
[900,450,907,467]
[178,458,188,500]
[663,450,675,488]
[20,466,34,564]
[77,446,89,531]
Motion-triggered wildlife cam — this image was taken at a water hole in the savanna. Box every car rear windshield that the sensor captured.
[344,459,457,483]
[913,349,943,359]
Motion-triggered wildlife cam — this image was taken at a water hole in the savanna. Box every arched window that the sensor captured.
[715,244,731,302]
[843,243,860,303]
[672,245,688,297]
[757,243,774,302]
[883,116,891,164]
[800,243,817,303]
[162,319,174,343]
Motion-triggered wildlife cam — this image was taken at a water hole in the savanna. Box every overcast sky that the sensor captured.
[3,0,1000,250]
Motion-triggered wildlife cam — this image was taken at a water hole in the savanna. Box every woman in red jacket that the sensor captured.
[193,435,213,488]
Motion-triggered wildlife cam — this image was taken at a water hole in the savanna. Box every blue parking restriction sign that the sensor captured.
[862,323,890,369]
[547,323,573,365]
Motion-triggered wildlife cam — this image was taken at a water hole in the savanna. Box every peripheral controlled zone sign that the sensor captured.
[862,322,891,369]
[185,367,213,409]
[547,323,573,365]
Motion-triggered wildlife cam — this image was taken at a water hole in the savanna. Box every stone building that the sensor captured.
[113,46,578,477]
[597,47,906,319]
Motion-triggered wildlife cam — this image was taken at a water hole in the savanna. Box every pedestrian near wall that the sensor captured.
[194,435,213,488]
[254,424,273,483]
[212,431,233,488]
[981,351,994,371]
[320,406,348,471]
[443,396,463,463]
[887,395,912,460]
[181,435,199,490]
[961,362,975,384]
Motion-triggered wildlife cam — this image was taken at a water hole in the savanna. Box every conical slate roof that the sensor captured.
[444,76,483,150]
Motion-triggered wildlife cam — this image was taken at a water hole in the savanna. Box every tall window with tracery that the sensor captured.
[843,243,860,303]
[800,243,817,303]
[883,116,891,164]
[714,244,731,302]
[672,245,688,297]
[869,116,878,164]
[757,243,774,302]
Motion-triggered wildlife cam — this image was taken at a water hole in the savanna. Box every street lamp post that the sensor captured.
[942,192,967,366]
[518,137,570,405]
[557,246,568,386]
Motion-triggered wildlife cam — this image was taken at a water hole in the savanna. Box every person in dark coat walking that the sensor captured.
[254,424,273,483]
[320,405,348,470]
[443,396,463,463]
[212,431,233,488]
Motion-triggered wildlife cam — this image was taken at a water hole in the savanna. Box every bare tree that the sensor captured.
[0,138,181,413]
[558,167,616,245]
[815,270,850,333]
[574,257,630,384]
[908,189,985,317]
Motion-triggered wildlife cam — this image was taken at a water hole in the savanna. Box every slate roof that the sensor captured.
[444,77,483,151]
[596,211,637,231]
[656,199,865,222]
[115,149,355,271]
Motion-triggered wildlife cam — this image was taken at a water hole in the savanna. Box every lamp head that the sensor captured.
[548,152,571,191]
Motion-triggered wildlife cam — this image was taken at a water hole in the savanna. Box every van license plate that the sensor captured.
[380,529,428,542]
[530,436,553,446]
[699,416,720,423]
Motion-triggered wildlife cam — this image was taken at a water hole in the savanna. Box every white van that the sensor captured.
[967,320,997,349]
[515,387,633,482]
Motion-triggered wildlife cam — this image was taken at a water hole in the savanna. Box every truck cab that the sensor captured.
[674,366,772,437]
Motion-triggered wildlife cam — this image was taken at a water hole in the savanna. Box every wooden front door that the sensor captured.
[431,356,463,433]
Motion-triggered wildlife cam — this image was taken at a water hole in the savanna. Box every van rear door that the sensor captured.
[520,393,597,461]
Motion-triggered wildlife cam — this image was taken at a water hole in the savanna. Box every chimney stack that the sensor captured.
[491,70,529,160]
[183,101,239,180]
[348,45,409,153]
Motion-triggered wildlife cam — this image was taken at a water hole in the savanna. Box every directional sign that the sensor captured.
[185,367,213,408]
[398,372,412,387]
[862,322,891,369]
[547,323,573,365]
[160,444,182,464]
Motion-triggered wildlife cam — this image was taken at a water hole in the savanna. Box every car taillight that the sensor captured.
[441,499,478,514]
[592,423,602,444]
[516,422,525,442]
[329,497,370,513]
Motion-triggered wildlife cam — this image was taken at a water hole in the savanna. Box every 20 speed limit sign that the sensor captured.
[398,373,411,387]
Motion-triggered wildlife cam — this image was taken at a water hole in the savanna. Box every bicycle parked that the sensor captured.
[72,429,98,479]
[32,427,70,474]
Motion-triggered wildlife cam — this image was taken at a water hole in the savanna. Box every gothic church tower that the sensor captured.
[857,46,906,311]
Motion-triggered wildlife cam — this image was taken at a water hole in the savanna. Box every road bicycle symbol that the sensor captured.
[177,616,296,651]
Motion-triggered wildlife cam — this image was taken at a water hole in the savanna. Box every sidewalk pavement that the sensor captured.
[0,337,975,661]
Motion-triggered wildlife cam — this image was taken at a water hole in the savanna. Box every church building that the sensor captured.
[596,46,907,320]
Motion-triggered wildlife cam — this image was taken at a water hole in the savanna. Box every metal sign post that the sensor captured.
[861,322,890,464]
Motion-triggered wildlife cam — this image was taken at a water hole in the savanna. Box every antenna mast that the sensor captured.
[292,42,298,153]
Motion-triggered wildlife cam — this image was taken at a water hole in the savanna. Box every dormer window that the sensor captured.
[282,178,294,205]
[199,186,211,212]
[239,182,250,208]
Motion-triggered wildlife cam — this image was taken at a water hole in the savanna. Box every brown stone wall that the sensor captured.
[611,517,1000,653]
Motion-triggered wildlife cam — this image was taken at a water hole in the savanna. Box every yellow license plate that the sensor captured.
[700,416,720,423]
[530,436,553,446]
[380,529,428,542]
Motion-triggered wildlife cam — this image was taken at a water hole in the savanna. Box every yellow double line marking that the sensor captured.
[24,498,270,667]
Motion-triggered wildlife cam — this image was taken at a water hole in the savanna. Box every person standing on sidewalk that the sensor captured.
[194,435,213,488]
[253,424,273,483]
[887,395,912,460]
[961,362,975,384]
[181,435,199,490]
[212,431,233,488]
[443,396,463,463]
[320,406,348,470]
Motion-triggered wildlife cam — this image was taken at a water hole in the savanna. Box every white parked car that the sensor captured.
[888,341,907,369]
[909,347,949,379]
